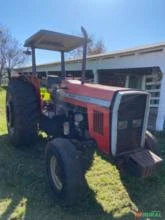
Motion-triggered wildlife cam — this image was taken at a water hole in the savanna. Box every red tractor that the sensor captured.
[6,28,162,205]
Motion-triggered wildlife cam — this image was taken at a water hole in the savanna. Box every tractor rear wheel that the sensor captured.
[145,130,160,156]
[6,78,40,147]
[45,138,85,205]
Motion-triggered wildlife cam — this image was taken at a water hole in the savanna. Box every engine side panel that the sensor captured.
[87,104,110,154]
[63,96,111,154]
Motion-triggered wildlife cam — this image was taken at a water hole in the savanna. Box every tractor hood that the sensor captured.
[63,80,130,108]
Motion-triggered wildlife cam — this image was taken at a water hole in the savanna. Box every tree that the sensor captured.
[68,35,106,59]
[87,37,106,56]
[0,26,26,84]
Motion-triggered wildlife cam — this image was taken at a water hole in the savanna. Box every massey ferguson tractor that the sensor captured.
[6,28,162,205]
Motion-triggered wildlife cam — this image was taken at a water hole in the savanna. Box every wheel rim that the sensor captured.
[50,155,63,191]
[6,100,14,135]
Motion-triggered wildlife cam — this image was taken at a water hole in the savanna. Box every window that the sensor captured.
[145,74,161,107]
[150,99,159,105]
[151,92,160,97]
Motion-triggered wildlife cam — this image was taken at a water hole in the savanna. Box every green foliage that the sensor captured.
[0,87,165,220]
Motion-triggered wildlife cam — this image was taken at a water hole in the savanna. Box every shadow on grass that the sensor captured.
[120,139,165,218]
[1,132,164,219]
[0,134,115,220]
[98,141,165,219]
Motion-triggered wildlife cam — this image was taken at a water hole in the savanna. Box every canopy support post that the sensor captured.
[32,47,37,76]
[61,51,66,79]
[81,27,88,84]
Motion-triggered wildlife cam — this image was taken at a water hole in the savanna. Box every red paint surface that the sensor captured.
[62,80,122,154]
[87,104,110,154]
[63,80,127,101]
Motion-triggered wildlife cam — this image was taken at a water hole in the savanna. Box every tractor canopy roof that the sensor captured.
[24,29,87,52]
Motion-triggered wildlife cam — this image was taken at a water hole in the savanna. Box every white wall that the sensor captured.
[156,65,165,130]
[22,50,165,74]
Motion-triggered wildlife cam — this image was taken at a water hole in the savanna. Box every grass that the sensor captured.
[0,86,165,220]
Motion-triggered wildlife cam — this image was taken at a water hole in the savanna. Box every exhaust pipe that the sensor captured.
[81,27,88,84]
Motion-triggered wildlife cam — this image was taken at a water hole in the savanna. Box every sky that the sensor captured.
[0,0,165,65]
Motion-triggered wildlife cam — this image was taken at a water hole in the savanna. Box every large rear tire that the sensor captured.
[45,138,85,205]
[6,78,40,147]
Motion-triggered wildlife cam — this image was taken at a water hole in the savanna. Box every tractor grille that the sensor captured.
[93,110,104,135]
[116,93,147,155]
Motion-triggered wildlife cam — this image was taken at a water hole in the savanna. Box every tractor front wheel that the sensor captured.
[45,138,85,205]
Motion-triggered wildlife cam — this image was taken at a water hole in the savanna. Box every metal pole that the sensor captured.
[31,47,36,76]
[81,27,88,84]
[61,51,66,79]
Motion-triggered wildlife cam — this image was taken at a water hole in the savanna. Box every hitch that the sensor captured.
[124,149,163,178]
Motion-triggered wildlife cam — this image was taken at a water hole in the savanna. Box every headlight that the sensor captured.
[132,119,142,128]
[118,121,128,129]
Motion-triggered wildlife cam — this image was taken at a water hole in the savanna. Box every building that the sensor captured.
[1,72,9,86]
[17,42,165,131]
